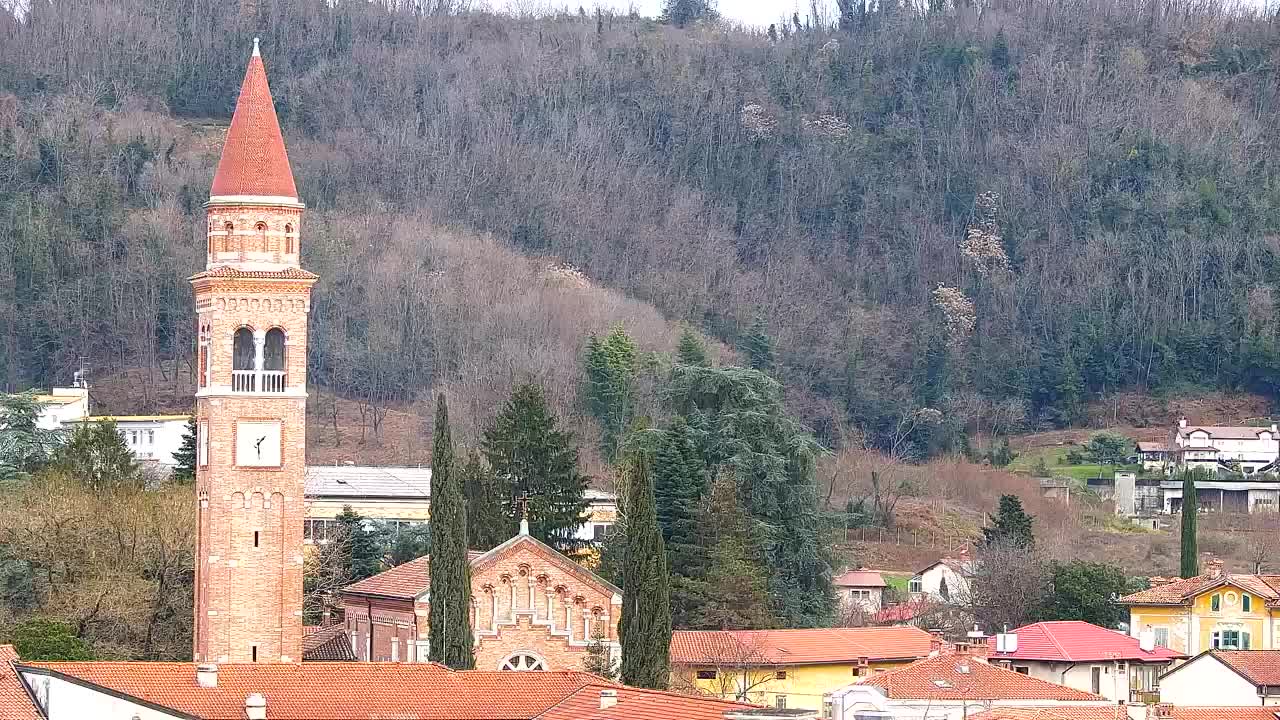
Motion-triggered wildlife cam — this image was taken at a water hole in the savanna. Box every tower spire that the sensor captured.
[210,42,298,201]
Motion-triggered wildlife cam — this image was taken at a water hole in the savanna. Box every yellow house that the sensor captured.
[669,626,934,711]
[1121,565,1280,655]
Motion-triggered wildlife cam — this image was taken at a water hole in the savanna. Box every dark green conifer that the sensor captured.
[740,315,775,372]
[618,447,672,689]
[429,394,475,669]
[462,451,514,551]
[982,494,1035,549]
[675,327,710,367]
[171,418,197,482]
[1180,469,1200,578]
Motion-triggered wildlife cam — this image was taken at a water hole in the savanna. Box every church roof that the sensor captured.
[209,40,299,200]
[301,624,356,661]
[342,532,621,601]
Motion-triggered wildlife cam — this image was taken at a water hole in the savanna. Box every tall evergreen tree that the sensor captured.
[1180,468,1200,578]
[482,383,590,552]
[667,364,834,627]
[462,451,514,551]
[429,394,475,669]
[0,391,65,482]
[675,327,710,367]
[618,447,672,689]
[583,325,638,462]
[171,418,197,482]
[689,471,776,629]
[653,417,709,626]
[740,315,775,372]
[335,506,385,582]
[982,494,1035,549]
[52,420,141,494]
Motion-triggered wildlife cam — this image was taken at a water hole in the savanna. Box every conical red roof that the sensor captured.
[210,44,298,199]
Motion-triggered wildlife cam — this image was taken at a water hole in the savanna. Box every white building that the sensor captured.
[1172,419,1280,476]
[65,414,191,467]
[833,569,887,613]
[909,557,973,604]
[31,386,89,430]
[1157,649,1280,707]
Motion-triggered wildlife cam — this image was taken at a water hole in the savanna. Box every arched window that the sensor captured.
[285,224,294,254]
[262,328,286,392]
[233,327,256,392]
[255,222,267,231]
[499,652,546,671]
[222,222,234,254]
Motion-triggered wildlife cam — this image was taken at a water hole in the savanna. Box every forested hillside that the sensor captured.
[4,0,1280,456]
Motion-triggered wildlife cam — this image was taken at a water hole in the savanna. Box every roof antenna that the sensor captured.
[252,37,261,57]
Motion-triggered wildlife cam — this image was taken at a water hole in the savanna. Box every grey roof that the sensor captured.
[1180,426,1276,440]
[303,465,618,503]
[304,465,432,499]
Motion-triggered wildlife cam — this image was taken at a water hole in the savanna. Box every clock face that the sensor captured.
[235,421,282,467]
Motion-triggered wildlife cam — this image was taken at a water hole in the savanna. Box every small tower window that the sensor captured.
[262,328,286,392]
[254,531,260,548]
[222,222,234,254]
[285,224,294,254]
[251,645,258,662]
[232,327,256,392]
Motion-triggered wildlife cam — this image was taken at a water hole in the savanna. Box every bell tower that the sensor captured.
[191,39,315,664]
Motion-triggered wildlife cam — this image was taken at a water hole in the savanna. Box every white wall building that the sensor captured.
[1172,419,1280,476]
[1157,650,1280,707]
[909,558,972,604]
[64,414,191,467]
[31,386,89,430]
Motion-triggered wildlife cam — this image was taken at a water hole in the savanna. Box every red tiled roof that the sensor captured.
[1121,574,1280,606]
[872,599,927,624]
[670,626,932,666]
[534,683,753,720]
[968,708,1133,720]
[0,646,39,720]
[210,46,298,199]
[857,655,1105,701]
[190,265,318,281]
[302,625,355,662]
[1206,650,1280,686]
[343,552,482,599]
[833,569,887,588]
[18,661,612,720]
[990,621,1183,663]
[1164,709,1280,719]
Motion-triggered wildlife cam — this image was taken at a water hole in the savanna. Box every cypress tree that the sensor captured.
[483,383,590,552]
[429,394,475,669]
[463,451,514,551]
[171,418,197,482]
[1180,469,1199,578]
[618,447,672,689]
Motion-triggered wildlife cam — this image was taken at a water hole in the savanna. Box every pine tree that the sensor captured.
[483,383,590,552]
[583,325,638,462]
[462,451,514,551]
[982,494,1035,549]
[689,472,775,629]
[740,315,775,372]
[336,506,385,582]
[653,417,708,625]
[618,447,672,689]
[1057,351,1085,426]
[52,420,141,494]
[171,418,197,482]
[675,327,710,367]
[429,394,475,669]
[1180,469,1200,578]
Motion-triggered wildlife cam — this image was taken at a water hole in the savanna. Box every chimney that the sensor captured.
[245,693,267,720]
[1178,417,1188,429]
[1138,629,1155,653]
[1151,703,1174,719]
[196,664,218,689]
[928,630,946,656]
[1206,557,1224,579]
[599,689,618,710]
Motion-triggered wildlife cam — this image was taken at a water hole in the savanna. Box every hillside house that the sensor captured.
[909,557,973,604]
[833,569,888,613]
[1137,441,1172,473]
[1171,419,1280,476]
[987,621,1184,703]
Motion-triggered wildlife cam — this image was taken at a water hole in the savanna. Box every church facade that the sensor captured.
[191,39,316,664]
[340,528,622,672]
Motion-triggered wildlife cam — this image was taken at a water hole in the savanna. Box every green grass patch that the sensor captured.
[880,572,914,592]
[1008,446,1141,480]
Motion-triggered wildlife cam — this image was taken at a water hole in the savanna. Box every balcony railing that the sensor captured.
[232,370,286,393]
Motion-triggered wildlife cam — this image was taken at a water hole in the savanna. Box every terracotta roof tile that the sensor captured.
[190,265,318,281]
[670,627,932,666]
[0,646,40,720]
[1208,650,1280,686]
[990,621,1183,663]
[968,708,1132,720]
[856,655,1105,701]
[1179,426,1276,440]
[301,625,355,662]
[535,684,754,720]
[1163,709,1280,719]
[833,569,887,588]
[210,46,298,199]
[18,662,608,719]
[1121,574,1280,606]
[342,551,485,599]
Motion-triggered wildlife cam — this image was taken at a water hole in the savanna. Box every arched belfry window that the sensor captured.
[499,652,546,671]
[232,328,256,392]
[222,222,234,254]
[262,328,286,392]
